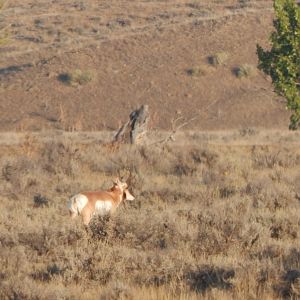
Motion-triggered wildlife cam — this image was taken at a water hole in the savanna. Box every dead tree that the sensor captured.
[113,105,150,144]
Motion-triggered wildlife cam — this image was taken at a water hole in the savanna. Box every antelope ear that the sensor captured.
[115,178,128,189]
[124,189,135,201]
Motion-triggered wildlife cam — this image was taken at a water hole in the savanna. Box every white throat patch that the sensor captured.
[124,189,135,201]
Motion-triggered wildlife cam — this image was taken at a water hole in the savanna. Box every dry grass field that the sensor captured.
[1,0,300,299]
[0,130,300,299]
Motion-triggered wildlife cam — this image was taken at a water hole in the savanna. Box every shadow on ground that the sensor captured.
[186,266,235,293]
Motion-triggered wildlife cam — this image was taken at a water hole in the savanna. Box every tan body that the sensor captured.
[80,188,124,225]
[67,179,134,225]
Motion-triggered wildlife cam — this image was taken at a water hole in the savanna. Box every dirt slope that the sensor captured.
[0,0,291,131]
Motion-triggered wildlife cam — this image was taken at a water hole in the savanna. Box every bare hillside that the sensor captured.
[0,0,290,131]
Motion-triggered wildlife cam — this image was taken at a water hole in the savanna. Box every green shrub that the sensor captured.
[257,0,300,129]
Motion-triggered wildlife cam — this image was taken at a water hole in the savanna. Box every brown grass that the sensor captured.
[0,0,9,46]
[0,132,300,299]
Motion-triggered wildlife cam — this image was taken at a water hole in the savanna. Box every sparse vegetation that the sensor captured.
[208,52,229,66]
[0,0,290,132]
[58,69,94,86]
[186,65,212,77]
[0,133,300,299]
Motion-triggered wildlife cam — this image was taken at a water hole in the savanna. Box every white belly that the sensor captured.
[95,200,113,216]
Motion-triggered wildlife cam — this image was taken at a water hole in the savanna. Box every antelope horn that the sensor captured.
[126,168,133,186]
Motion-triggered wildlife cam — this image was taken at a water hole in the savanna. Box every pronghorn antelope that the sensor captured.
[67,178,135,225]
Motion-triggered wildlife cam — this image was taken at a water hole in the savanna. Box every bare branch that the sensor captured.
[149,115,198,146]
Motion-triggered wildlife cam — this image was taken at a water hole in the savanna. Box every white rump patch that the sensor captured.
[95,200,113,216]
[67,194,88,215]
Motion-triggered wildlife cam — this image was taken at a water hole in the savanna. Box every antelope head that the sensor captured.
[113,177,135,201]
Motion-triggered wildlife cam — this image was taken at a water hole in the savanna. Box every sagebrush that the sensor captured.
[0,133,300,299]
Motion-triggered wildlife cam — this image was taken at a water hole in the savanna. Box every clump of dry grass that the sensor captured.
[239,126,258,137]
[186,65,213,77]
[58,69,94,86]
[234,64,257,78]
[208,52,229,66]
[0,133,300,299]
